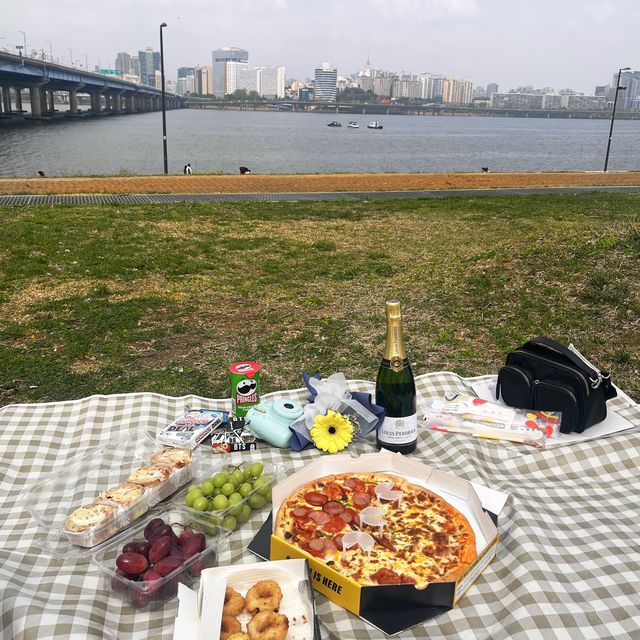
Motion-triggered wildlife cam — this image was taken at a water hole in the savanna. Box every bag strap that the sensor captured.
[524,336,601,380]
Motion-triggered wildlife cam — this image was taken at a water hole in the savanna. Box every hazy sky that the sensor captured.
[3,0,638,92]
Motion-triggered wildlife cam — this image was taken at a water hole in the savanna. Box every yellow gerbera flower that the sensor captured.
[311,410,354,453]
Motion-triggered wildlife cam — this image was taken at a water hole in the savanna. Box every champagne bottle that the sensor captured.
[375,299,417,454]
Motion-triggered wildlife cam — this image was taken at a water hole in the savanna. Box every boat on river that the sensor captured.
[327,121,342,127]
[367,121,383,129]
[347,121,359,128]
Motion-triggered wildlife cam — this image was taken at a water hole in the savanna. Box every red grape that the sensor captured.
[130,589,150,609]
[149,536,172,564]
[154,556,183,577]
[135,541,151,558]
[142,569,164,595]
[122,542,139,554]
[143,518,165,542]
[116,552,148,575]
[179,527,195,546]
[189,551,216,577]
[181,533,206,560]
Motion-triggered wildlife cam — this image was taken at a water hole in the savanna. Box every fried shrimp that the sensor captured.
[245,580,283,614]
[247,611,289,640]
[223,586,246,617]
[220,615,242,640]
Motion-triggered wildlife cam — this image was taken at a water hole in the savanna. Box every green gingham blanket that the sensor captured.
[1,372,640,640]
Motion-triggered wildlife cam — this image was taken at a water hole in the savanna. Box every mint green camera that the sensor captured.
[245,399,304,448]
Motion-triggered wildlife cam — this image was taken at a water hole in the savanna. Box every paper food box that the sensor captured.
[173,558,320,640]
[157,409,226,449]
[251,451,504,636]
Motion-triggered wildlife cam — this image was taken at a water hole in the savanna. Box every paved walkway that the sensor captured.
[1,171,639,198]
[2,184,640,206]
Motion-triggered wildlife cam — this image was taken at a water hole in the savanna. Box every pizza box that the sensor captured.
[248,451,505,636]
[172,558,320,640]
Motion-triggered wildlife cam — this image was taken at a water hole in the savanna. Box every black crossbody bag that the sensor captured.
[496,337,617,434]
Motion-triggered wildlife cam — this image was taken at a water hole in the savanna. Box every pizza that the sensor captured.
[274,472,477,587]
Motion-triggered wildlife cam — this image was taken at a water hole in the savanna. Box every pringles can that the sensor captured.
[230,361,261,418]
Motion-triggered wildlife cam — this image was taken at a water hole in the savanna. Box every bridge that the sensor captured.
[184,97,640,121]
[0,51,183,120]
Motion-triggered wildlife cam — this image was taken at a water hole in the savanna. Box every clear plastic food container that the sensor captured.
[92,506,231,610]
[25,431,227,560]
[174,459,280,532]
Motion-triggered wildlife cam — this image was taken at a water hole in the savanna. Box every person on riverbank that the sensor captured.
[239,166,251,174]
[183,164,193,175]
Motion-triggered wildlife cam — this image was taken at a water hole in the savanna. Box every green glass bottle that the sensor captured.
[375,300,417,454]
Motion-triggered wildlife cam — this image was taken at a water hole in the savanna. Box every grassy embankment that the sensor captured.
[0,193,638,406]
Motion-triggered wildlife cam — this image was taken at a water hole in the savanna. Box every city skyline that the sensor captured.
[3,0,638,93]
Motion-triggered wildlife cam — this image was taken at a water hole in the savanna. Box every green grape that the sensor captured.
[243,467,254,482]
[202,481,214,496]
[193,496,209,511]
[239,482,253,498]
[228,492,242,505]
[206,499,216,511]
[212,494,229,510]
[185,492,198,507]
[248,493,266,510]
[222,515,237,531]
[236,503,252,525]
[253,475,272,497]
[229,503,243,517]
[188,483,203,494]
[221,482,235,497]
[212,471,229,488]
[231,469,245,488]
[248,462,264,479]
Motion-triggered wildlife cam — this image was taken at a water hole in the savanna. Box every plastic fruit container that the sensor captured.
[175,459,279,532]
[92,506,230,610]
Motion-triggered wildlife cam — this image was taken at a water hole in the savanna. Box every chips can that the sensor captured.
[230,362,261,418]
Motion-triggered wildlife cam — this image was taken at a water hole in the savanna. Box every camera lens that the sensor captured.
[284,402,294,409]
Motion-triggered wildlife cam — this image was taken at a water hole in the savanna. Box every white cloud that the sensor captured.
[586,1,615,22]
[372,0,478,18]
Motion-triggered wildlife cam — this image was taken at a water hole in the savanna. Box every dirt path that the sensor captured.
[0,171,639,195]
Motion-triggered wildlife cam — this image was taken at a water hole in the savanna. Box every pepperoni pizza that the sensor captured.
[274,472,477,587]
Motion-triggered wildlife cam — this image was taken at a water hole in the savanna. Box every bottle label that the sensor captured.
[378,413,417,445]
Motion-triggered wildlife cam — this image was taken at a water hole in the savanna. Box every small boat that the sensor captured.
[347,121,359,128]
[367,121,383,129]
[327,121,342,127]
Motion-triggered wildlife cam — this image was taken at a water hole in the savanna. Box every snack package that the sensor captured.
[422,392,560,448]
[210,416,258,453]
[157,409,226,449]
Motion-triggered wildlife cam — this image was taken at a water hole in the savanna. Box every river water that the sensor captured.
[1,109,639,177]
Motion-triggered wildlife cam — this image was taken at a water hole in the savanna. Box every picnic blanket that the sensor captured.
[1,372,640,640]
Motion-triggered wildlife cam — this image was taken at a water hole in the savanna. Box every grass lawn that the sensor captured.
[0,193,638,406]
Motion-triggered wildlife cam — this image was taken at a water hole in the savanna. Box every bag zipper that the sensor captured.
[567,343,604,389]
[511,350,591,397]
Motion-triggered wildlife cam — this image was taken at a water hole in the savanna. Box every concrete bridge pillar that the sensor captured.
[112,92,122,113]
[47,90,56,113]
[40,88,48,115]
[2,86,12,113]
[29,86,43,118]
[69,89,79,114]
[90,91,101,113]
[125,93,135,113]
[14,88,23,112]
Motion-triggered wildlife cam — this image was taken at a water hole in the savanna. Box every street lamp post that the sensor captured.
[18,30,26,55]
[67,48,73,67]
[45,40,53,61]
[604,66,631,172]
[160,22,168,174]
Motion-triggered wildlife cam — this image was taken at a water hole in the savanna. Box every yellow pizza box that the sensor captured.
[263,451,504,635]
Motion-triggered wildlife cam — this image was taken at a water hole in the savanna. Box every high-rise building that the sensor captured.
[194,66,213,95]
[486,82,499,98]
[178,67,194,79]
[258,66,286,99]
[212,47,249,97]
[138,48,160,87]
[314,63,337,101]
[115,52,131,76]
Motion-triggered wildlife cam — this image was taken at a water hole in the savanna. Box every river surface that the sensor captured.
[1,109,639,177]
